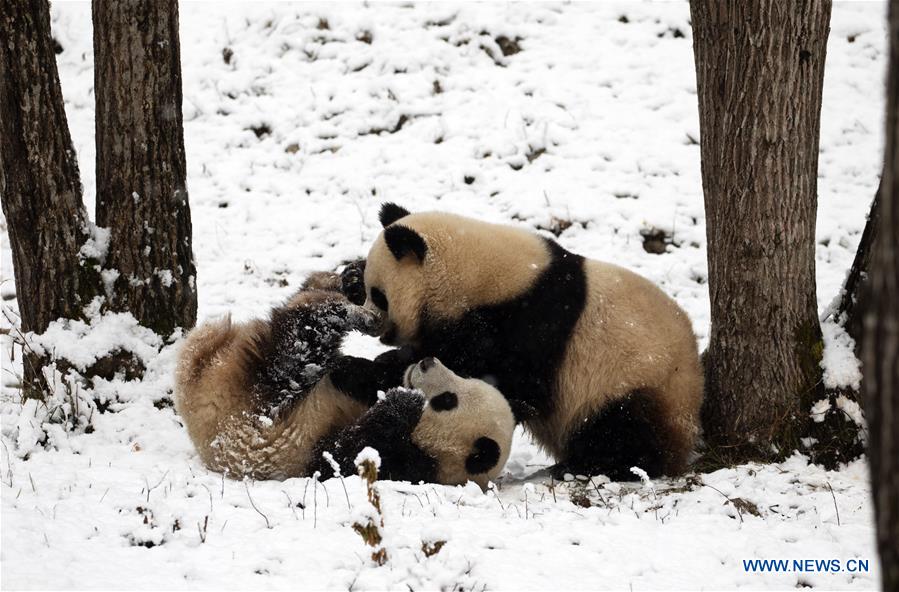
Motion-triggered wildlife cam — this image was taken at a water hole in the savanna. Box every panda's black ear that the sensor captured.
[465,436,501,474]
[384,225,427,263]
[379,202,411,228]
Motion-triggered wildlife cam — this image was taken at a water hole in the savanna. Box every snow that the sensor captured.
[26,300,163,375]
[355,447,382,471]
[0,2,886,589]
[821,318,863,391]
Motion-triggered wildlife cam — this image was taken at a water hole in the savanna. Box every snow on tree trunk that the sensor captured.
[0,0,103,398]
[863,1,899,588]
[689,1,831,454]
[93,0,197,336]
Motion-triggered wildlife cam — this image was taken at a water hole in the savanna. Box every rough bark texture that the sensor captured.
[864,1,899,588]
[93,0,197,336]
[690,1,831,453]
[0,0,102,396]
[836,179,880,346]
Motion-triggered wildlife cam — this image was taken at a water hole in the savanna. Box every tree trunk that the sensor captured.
[93,0,197,336]
[863,1,899,588]
[690,1,831,455]
[0,0,102,397]
[835,180,880,346]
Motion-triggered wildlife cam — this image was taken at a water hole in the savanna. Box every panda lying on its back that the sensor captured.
[360,203,704,481]
[174,270,514,486]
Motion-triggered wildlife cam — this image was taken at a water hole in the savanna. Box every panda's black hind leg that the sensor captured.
[554,390,667,482]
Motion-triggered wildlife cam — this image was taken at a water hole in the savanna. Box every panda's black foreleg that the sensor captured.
[258,300,376,401]
[308,388,437,482]
[554,390,667,482]
[329,347,417,406]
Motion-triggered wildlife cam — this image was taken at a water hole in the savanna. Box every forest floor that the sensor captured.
[0,2,887,590]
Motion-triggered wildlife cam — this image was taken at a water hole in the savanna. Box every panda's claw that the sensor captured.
[339,259,367,305]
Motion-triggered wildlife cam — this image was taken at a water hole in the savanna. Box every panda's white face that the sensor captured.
[364,204,552,347]
[363,234,429,346]
[404,357,515,488]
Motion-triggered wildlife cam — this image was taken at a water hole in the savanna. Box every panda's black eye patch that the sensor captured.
[370,287,388,311]
[429,391,458,411]
[465,437,501,474]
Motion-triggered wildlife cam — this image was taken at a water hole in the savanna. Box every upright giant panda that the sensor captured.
[175,271,515,485]
[360,203,704,480]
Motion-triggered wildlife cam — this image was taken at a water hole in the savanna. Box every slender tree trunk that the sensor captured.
[835,180,880,346]
[93,0,196,336]
[0,0,102,397]
[690,1,831,454]
[864,2,899,588]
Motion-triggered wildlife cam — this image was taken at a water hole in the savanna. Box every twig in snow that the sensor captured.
[202,484,214,513]
[198,515,208,543]
[244,480,272,529]
[1,439,14,487]
[301,479,310,520]
[98,488,109,504]
[322,451,352,510]
[145,470,169,502]
[487,484,505,511]
[826,481,841,526]
[312,471,320,529]
[282,490,298,520]
[702,482,744,524]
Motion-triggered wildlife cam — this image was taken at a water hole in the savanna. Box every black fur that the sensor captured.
[379,202,411,227]
[339,259,367,305]
[465,436,501,474]
[552,390,667,481]
[329,348,415,406]
[429,391,458,411]
[416,239,586,420]
[371,287,388,311]
[309,388,437,482]
[384,225,428,262]
[252,299,369,417]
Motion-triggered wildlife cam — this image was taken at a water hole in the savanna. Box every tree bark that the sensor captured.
[836,180,880,346]
[690,1,831,453]
[93,0,197,336]
[0,0,102,396]
[863,1,899,588]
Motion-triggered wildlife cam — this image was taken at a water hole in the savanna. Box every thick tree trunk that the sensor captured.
[690,1,831,454]
[864,2,899,588]
[0,0,102,397]
[93,0,197,336]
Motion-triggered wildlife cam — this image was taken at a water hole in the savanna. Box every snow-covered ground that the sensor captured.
[0,2,886,589]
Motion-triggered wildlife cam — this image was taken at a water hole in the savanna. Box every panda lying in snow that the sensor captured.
[174,270,514,488]
[359,203,704,481]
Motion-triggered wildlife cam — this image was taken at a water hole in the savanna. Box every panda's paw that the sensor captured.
[346,304,382,334]
[339,259,367,305]
[300,271,342,292]
[548,462,578,482]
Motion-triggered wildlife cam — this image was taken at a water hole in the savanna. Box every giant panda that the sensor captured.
[359,203,704,481]
[174,272,383,479]
[174,272,514,485]
[309,356,515,489]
